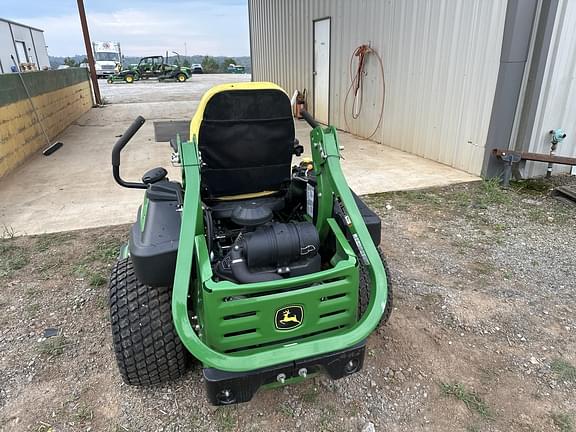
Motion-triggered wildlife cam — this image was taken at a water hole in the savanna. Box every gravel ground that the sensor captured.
[0,176,575,432]
[99,74,251,104]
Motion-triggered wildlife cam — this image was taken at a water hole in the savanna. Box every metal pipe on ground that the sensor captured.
[492,148,576,187]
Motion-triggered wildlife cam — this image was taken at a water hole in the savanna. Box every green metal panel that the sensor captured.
[171,124,388,372]
[0,68,90,107]
[198,219,358,354]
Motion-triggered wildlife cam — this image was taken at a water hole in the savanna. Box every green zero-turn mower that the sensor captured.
[108,81,392,405]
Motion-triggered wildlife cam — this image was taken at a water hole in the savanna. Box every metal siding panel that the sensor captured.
[0,21,14,73]
[524,0,576,176]
[248,0,508,175]
[31,30,49,70]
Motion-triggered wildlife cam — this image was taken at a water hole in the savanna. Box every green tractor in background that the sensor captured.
[107,54,191,84]
[226,63,246,74]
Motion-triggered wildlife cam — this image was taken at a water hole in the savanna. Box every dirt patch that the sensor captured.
[1,177,575,431]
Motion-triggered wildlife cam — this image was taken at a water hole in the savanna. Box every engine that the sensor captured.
[209,198,321,284]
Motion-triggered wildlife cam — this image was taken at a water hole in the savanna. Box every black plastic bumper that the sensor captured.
[203,340,366,405]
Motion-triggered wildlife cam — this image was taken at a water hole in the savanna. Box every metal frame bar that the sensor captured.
[171,125,388,372]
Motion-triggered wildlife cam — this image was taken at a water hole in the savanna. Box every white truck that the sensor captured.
[92,41,122,78]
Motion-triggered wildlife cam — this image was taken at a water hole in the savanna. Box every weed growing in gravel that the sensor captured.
[25,303,41,316]
[71,402,93,424]
[1,224,16,239]
[35,421,54,432]
[551,412,573,432]
[277,402,296,417]
[551,358,576,382]
[301,385,320,403]
[96,294,109,310]
[471,260,496,276]
[440,382,492,418]
[214,407,236,432]
[317,405,337,431]
[89,272,108,287]
[37,335,67,356]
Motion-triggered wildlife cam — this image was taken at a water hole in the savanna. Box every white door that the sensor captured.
[15,41,28,63]
[313,18,330,124]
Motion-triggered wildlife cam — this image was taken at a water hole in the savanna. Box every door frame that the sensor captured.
[15,40,28,63]
[312,16,331,124]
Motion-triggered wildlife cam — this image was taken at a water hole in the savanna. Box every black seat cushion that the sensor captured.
[198,89,295,198]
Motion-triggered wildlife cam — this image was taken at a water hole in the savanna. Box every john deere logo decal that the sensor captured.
[275,306,303,330]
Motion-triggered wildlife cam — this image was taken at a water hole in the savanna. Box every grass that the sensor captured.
[34,232,75,253]
[551,358,576,382]
[37,335,68,356]
[475,178,510,208]
[440,382,492,418]
[511,178,552,194]
[551,412,573,432]
[66,237,118,288]
[0,241,29,278]
[366,179,513,217]
[72,263,108,287]
[86,238,119,262]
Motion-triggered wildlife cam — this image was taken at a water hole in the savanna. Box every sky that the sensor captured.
[4,0,250,57]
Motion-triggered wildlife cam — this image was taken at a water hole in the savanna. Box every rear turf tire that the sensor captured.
[358,247,393,325]
[109,258,190,386]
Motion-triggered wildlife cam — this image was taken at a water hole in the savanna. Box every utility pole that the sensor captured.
[77,0,102,105]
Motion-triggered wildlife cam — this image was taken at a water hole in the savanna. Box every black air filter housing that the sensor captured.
[231,202,273,227]
[243,222,319,268]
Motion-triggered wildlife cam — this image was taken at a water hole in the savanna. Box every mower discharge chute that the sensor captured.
[108,82,392,405]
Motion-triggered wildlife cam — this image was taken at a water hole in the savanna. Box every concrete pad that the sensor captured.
[0,76,478,236]
[293,122,479,195]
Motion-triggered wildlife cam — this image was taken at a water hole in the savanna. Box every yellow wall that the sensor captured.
[0,81,92,178]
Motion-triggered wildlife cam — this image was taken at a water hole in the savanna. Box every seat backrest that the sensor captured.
[190,82,295,199]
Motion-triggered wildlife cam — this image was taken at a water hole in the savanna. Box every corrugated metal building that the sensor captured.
[248,0,576,178]
[0,18,50,74]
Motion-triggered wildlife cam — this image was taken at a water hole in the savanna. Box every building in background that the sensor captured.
[0,18,50,73]
[248,0,576,178]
